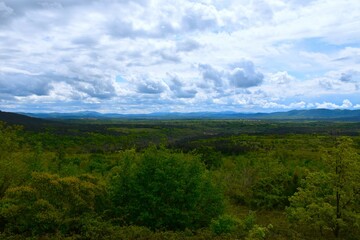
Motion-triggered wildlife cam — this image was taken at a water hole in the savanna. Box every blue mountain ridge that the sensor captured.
[16,109,360,121]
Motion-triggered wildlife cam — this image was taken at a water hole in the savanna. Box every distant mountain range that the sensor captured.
[14,109,360,121]
[1,109,360,130]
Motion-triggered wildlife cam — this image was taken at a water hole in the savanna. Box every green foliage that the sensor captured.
[245,224,273,240]
[1,119,360,239]
[195,146,223,170]
[287,137,360,239]
[251,169,298,210]
[110,146,224,230]
[0,122,28,199]
[210,215,241,235]
[243,211,256,231]
[0,172,106,236]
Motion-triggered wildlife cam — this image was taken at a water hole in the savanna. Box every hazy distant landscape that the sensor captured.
[20,109,360,121]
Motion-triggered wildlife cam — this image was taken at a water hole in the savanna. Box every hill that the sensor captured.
[22,109,360,121]
[0,110,55,130]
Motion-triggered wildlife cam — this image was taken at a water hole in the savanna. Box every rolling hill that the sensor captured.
[21,109,360,121]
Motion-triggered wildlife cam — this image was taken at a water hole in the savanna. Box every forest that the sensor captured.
[1,115,360,239]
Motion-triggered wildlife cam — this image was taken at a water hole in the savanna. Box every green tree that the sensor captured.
[109,147,224,231]
[195,146,223,170]
[251,168,298,210]
[0,172,106,236]
[0,122,27,199]
[287,137,360,239]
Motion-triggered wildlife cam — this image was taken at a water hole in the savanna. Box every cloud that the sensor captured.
[71,36,98,47]
[228,61,264,88]
[198,60,264,90]
[0,67,117,101]
[136,76,167,94]
[108,18,148,39]
[340,70,360,83]
[268,71,294,84]
[0,73,53,97]
[251,0,273,23]
[166,74,197,98]
[181,3,220,31]
[68,78,116,99]
[154,50,181,63]
[0,2,13,18]
[0,0,359,113]
[198,64,224,88]
[315,99,353,109]
[176,39,201,52]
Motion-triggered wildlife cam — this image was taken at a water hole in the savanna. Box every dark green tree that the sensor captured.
[109,147,224,230]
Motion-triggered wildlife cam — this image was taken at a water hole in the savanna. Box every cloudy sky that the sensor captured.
[0,0,359,113]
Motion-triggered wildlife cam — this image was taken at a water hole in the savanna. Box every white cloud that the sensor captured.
[268,71,294,84]
[315,99,353,109]
[0,0,360,113]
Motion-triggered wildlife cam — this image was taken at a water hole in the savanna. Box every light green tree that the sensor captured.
[287,137,360,239]
[0,172,106,236]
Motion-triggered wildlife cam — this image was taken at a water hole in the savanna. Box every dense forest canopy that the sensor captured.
[0,116,360,239]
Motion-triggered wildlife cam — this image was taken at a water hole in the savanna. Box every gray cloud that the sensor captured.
[72,36,98,47]
[0,2,13,18]
[1,0,359,113]
[181,3,219,31]
[108,19,146,39]
[136,76,167,94]
[198,64,224,88]
[176,39,201,52]
[107,2,222,39]
[340,70,360,83]
[50,73,117,99]
[72,80,116,99]
[0,70,117,100]
[228,61,264,88]
[154,50,181,63]
[198,60,264,89]
[0,73,53,96]
[167,75,197,98]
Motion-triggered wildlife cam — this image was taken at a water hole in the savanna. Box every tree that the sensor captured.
[287,137,360,239]
[0,172,106,236]
[195,146,223,170]
[0,122,27,199]
[109,147,224,231]
[251,168,298,210]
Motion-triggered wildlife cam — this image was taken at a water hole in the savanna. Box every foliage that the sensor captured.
[0,122,28,199]
[251,168,298,210]
[1,118,360,239]
[195,146,223,169]
[287,137,360,239]
[0,172,106,236]
[245,224,273,240]
[210,215,241,235]
[109,146,224,230]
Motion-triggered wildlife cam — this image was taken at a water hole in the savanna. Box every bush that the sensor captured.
[210,215,240,235]
[109,147,224,231]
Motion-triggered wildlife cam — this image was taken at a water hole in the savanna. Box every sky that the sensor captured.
[0,0,359,113]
